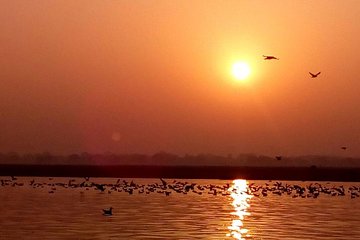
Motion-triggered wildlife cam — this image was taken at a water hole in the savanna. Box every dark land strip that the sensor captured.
[1,164,360,181]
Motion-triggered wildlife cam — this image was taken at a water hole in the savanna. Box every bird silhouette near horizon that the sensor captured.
[309,72,321,78]
[275,156,282,161]
[263,55,279,60]
[341,146,347,150]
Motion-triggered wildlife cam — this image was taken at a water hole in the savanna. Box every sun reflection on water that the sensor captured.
[227,179,252,239]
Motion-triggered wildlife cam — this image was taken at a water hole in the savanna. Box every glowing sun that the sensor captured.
[232,62,251,81]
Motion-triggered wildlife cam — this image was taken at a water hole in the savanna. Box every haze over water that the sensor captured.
[1,1,360,157]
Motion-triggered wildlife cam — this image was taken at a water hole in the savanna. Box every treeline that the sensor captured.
[0,152,276,166]
[0,152,358,167]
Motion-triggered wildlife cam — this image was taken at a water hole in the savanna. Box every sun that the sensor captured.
[232,62,251,81]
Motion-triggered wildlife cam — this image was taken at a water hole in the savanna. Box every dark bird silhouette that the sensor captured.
[275,156,282,161]
[160,178,167,188]
[102,207,113,216]
[95,184,106,192]
[309,72,321,78]
[263,55,279,60]
[341,146,347,150]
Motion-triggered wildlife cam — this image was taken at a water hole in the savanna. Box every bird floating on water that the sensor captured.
[275,156,282,161]
[309,72,321,78]
[103,207,113,216]
[263,55,279,60]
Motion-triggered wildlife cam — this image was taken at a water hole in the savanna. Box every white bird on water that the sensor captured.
[103,207,113,216]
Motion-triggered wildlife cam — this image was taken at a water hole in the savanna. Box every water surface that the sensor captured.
[1,177,360,239]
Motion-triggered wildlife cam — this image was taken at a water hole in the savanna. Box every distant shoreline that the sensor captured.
[1,164,360,182]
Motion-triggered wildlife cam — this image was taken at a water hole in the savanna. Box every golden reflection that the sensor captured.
[227,179,252,240]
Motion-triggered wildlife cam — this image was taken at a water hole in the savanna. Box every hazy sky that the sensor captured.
[1,1,360,156]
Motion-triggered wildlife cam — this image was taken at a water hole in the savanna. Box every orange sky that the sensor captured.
[1,1,360,156]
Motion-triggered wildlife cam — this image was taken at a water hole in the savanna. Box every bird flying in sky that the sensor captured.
[309,72,321,78]
[263,55,279,60]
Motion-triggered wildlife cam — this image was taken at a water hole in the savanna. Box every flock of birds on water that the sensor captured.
[1,176,360,216]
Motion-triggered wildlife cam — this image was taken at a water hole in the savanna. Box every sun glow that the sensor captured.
[227,179,252,240]
[232,62,251,81]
